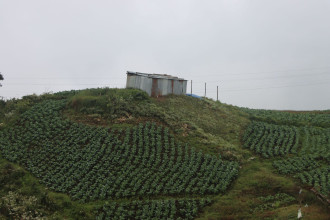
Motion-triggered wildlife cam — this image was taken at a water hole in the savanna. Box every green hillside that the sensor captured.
[0,88,329,219]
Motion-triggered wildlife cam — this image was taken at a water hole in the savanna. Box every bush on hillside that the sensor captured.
[68,88,150,120]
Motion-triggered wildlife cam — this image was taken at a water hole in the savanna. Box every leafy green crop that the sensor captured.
[243,119,330,197]
[0,100,238,205]
[241,108,330,128]
[243,121,299,158]
[96,198,212,220]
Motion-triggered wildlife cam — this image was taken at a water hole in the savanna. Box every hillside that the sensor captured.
[0,88,329,219]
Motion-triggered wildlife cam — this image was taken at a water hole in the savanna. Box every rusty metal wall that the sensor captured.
[126,73,187,97]
[151,78,158,97]
[158,78,187,96]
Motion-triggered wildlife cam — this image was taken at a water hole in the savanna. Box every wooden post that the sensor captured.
[217,85,218,101]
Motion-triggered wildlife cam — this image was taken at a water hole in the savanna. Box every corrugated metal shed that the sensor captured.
[126,71,187,97]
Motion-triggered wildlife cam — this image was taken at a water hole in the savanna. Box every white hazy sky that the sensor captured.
[1,0,330,110]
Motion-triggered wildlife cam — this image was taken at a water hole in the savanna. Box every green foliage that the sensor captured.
[241,107,330,128]
[296,167,330,197]
[66,90,249,160]
[243,120,330,197]
[96,198,212,220]
[300,127,330,159]
[0,158,54,219]
[243,121,299,158]
[0,97,35,126]
[0,155,99,219]
[0,91,76,126]
[273,155,320,174]
[68,88,150,120]
[253,193,296,213]
[152,95,250,160]
[0,191,45,219]
[1,88,329,219]
[272,127,330,197]
[0,100,238,203]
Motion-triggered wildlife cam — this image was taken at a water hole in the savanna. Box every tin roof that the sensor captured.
[127,71,187,81]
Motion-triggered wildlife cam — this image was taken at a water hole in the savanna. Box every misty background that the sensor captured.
[1,0,330,110]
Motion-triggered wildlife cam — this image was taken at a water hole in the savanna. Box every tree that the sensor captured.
[0,73,3,87]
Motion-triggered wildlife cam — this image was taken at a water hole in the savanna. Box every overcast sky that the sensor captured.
[1,0,330,110]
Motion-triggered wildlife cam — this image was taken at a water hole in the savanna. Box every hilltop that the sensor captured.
[0,88,329,219]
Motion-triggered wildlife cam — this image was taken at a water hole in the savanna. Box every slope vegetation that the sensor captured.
[242,109,330,199]
[0,88,329,219]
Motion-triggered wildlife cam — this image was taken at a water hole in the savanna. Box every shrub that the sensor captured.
[67,88,150,120]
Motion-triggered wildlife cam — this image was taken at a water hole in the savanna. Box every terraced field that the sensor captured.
[242,115,330,198]
[0,89,329,219]
[0,99,238,219]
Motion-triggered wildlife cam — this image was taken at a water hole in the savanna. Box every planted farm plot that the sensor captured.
[243,121,299,158]
[272,155,320,174]
[300,127,330,157]
[243,120,330,197]
[273,156,330,196]
[241,108,330,128]
[96,198,211,220]
[0,100,238,218]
